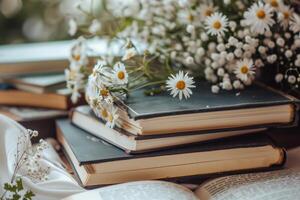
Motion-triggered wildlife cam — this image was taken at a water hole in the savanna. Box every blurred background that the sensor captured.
[0,0,102,44]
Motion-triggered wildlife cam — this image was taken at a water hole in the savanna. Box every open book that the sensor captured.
[63,147,300,200]
[63,168,300,200]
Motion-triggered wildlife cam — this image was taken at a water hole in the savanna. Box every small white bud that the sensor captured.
[211,85,220,93]
[275,73,283,83]
[288,75,296,84]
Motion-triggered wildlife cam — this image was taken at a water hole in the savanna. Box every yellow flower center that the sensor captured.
[256,9,266,19]
[108,114,113,123]
[205,9,213,17]
[240,65,249,74]
[213,21,222,29]
[283,12,290,19]
[270,0,279,7]
[117,71,125,80]
[73,54,81,61]
[188,14,194,22]
[100,89,109,96]
[176,80,186,90]
[101,108,108,119]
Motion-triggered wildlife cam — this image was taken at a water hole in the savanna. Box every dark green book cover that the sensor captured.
[56,119,283,165]
[119,82,297,120]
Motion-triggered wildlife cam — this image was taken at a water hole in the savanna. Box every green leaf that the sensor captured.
[16,179,23,192]
[24,190,35,200]
[4,183,12,191]
[4,183,16,192]
[12,193,21,200]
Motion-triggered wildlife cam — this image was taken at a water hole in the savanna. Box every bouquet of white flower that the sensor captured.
[65,0,300,128]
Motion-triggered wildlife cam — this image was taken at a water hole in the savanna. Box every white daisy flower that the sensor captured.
[113,62,128,84]
[177,9,199,26]
[278,5,293,30]
[264,0,282,10]
[205,12,229,36]
[122,47,137,61]
[88,19,102,35]
[234,59,256,82]
[166,71,195,100]
[244,2,275,34]
[198,3,217,21]
[91,61,112,86]
[69,37,88,65]
[290,13,300,33]
[106,106,119,128]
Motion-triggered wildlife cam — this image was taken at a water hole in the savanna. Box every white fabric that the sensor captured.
[0,114,84,200]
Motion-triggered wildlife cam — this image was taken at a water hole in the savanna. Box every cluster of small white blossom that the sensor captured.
[15,129,50,183]
[68,0,300,101]
[256,30,300,89]
[241,1,300,90]
[65,37,89,103]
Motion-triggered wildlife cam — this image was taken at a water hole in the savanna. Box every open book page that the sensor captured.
[63,181,198,200]
[195,169,300,200]
[195,147,300,200]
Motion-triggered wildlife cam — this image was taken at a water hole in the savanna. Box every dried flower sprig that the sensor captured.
[1,129,49,200]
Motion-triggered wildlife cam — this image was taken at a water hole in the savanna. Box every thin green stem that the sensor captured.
[130,80,166,91]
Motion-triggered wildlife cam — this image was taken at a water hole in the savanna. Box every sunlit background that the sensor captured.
[0,0,103,44]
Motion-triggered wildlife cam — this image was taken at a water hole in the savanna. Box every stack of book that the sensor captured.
[0,41,86,138]
[56,82,298,187]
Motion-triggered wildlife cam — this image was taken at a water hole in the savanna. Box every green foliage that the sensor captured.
[1,178,35,200]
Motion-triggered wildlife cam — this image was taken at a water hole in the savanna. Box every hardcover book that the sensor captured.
[0,39,120,78]
[71,105,266,153]
[56,119,285,187]
[5,73,66,94]
[115,82,298,135]
[0,89,84,110]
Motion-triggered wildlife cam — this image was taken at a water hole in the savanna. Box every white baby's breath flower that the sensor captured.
[233,80,243,89]
[122,47,137,61]
[244,2,275,34]
[234,58,256,82]
[288,75,296,84]
[222,80,233,90]
[68,19,77,36]
[290,13,300,33]
[89,19,102,34]
[205,12,229,36]
[113,62,128,84]
[211,85,220,93]
[224,0,231,5]
[166,71,195,100]
[200,32,209,41]
[285,50,293,58]
[186,24,195,34]
[275,73,283,82]
[229,21,237,31]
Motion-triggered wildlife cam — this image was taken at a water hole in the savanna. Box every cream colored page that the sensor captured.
[195,168,300,200]
[64,181,199,200]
